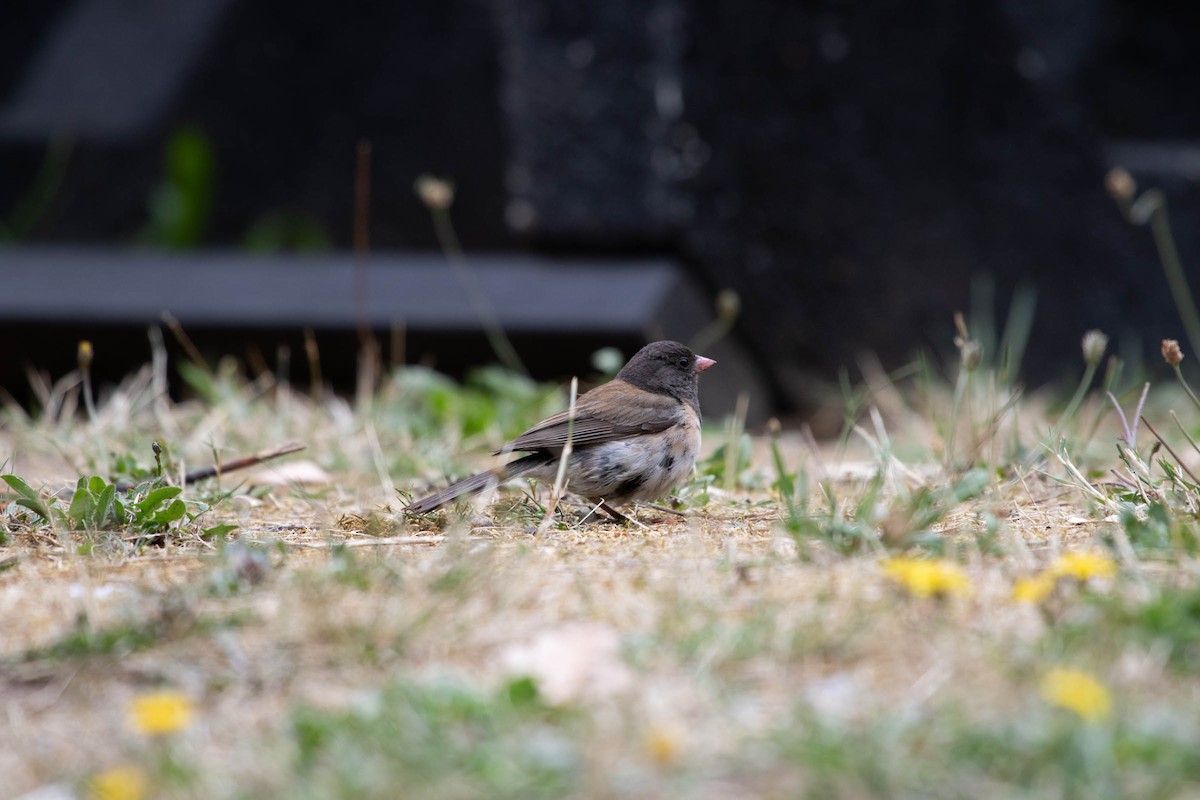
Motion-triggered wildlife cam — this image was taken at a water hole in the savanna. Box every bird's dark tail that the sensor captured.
[403,453,549,514]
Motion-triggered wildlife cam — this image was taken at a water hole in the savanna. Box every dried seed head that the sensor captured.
[952,312,981,372]
[1162,338,1185,367]
[1081,329,1108,367]
[955,335,982,372]
[716,289,741,320]
[958,340,982,371]
[1105,167,1136,202]
[414,174,455,210]
[77,340,93,371]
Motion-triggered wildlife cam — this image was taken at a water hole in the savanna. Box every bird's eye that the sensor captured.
[678,356,690,368]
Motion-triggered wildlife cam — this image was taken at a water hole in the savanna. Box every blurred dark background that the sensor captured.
[2,0,1198,421]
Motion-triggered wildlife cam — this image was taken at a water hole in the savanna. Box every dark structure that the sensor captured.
[2,0,1197,413]
[0,249,768,421]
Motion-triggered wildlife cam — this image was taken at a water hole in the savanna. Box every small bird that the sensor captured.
[404,340,716,521]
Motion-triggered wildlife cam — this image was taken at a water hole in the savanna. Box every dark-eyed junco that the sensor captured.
[404,340,716,520]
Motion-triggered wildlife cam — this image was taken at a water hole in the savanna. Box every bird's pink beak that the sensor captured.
[695,355,716,372]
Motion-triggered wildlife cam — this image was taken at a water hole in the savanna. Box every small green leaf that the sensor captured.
[4,474,53,522]
[201,523,238,541]
[68,477,97,527]
[95,483,118,527]
[153,499,187,525]
[13,498,53,522]
[503,676,541,707]
[177,360,216,400]
[135,486,183,515]
[2,474,42,503]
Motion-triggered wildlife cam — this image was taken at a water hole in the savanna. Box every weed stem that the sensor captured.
[1147,194,1200,359]
[1173,365,1200,414]
[1141,415,1200,487]
[1122,188,1200,359]
[537,377,577,535]
[1053,361,1098,441]
[430,207,527,376]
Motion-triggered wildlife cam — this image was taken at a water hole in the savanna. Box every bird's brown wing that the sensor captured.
[495,380,681,454]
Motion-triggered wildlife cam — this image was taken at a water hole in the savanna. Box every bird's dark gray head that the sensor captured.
[617,340,716,413]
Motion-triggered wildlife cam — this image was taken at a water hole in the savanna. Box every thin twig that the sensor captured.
[574,499,607,526]
[112,441,305,492]
[537,377,577,535]
[289,535,450,548]
[303,327,322,399]
[354,140,381,406]
[602,502,646,529]
[1170,410,1200,463]
[28,663,82,716]
[161,311,210,373]
[1140,416,1200,486]
[642,502,687,518]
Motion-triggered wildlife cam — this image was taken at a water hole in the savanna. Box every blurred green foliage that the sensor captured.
[290,677,582,799]
[141,126,215,248]
[243,211,331,253]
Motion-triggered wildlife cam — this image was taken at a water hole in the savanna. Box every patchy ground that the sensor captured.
[3,359,1200,798]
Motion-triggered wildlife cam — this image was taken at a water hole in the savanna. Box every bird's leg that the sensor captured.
[565,498,633,525]
[597,501,631,524]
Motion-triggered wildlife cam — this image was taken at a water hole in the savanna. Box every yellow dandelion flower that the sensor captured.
[1012,572,1057,604]
[130,690,194,735]
[89,765,148,800]
[644,726,681,766]
[882,557,972,598]
[1050,552,1117,582]
[1040,668,1112,722]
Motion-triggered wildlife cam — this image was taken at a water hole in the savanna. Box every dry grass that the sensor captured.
[3,354,1200,798]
